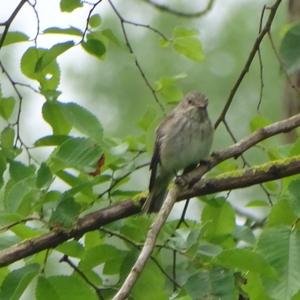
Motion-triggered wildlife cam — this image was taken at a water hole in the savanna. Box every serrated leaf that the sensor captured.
[35,41,75,72]
[280,22,300,73]
[34,135,69,147]
[21,47,60,90]
[36,275,97,300]
[49,137,103,173]
[56,240,84,258]
[62,102,103,143]
[172,27,204,62]
[36,162,52,188]
[154,74,186,103]
[80,244,127,274]
[201,198,236,240]
[4,176,36,213]
[216,249,276,277]
[1,127,15,149]
[42,101,72,135]
[132,261,167,300]
[60,0,82,12]
[9,160,35,181]
[183,268,235,300]
[89,14,101,28]
[43,26,83,36]
[81,39,106,59]
[257,226,300,300]
[50,196,81,228]
[250,115,271,132]
[0,264,39,300]
[0,97,15,120]
[0,31,29,46]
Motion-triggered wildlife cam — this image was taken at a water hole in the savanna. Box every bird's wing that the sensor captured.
[149,112,175,191]
[149,137,160,191]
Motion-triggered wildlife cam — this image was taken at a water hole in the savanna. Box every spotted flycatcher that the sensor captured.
[143,91,214,213]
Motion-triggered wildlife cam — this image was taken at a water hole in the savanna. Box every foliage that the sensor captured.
[0,0,300,299]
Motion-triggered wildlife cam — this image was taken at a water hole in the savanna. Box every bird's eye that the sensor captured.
[188,98,193,104]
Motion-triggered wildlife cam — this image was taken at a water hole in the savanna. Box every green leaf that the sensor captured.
[21,47,60,90]
[9,160,35,182]
[280,22,300,73]
[183,268,236,300]
[172,27,204,62]
[49,137,103,173]
[60,0,83,12]
[4,176,36,213]
[233,225,256,244]
[56,240,84,258]
[42,101,72,135]
[0,97,15,120]
[36,275,98,300]
[243,272,272,300]
[249,115,271,132]
[49,196,81,228]
[132,261,167,300]
[216,249,276,276]
[80,244,127,274]
[0,264,39,300]
[34,135,69,147]
[89,14,101,28]
[62,102,103,143]
[81,39,106,59]
[0,32,28,46]
[43,26,83,36]
[1,127,15,149]
[35,41,75,72]
[36,163,52,188]
[257,226,300,300]
[154,74,186,103]
[268,197,297,227]
[201,198,236,241]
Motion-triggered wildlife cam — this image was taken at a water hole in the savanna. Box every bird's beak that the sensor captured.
[198,98,208,108]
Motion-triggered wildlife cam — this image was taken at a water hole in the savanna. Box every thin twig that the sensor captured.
[141,0,215,18]
[0,0,28,50]
[214,0,282,129]
[108,0,165,113]
[257,5,267,111]
[60,255,105,299]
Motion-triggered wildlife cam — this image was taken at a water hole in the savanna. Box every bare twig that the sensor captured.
[140,0,215,18]
[214,0,282,129]
[81,0,104,42]
[0,0,28,49]
[108,0,165,112]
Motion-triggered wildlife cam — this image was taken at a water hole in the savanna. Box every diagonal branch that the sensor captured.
[1,113,300,267]
[0,0,28,49]
[214,0,282,129]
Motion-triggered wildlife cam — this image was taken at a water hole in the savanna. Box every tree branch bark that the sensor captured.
[0,113,300,267]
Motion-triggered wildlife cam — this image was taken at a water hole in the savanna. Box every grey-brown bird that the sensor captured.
[143,91,214,213]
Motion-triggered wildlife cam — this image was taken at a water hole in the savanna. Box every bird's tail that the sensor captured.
[142,176,170,213]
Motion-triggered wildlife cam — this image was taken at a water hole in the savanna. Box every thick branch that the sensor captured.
[0,200,140,267]
[1,113,300,267]
[179,156,300,199]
